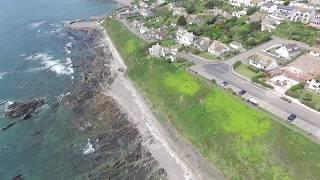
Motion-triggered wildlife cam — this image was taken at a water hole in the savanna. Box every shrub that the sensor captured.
[177,16,187,26]
[302,100,316,109]
[252,76,274,89]
[248,65,260,73]
[186,4,196,14]
[285,90,300,99]
[233,61,242,69]
[302,92,312,101]
[246,7,258,16]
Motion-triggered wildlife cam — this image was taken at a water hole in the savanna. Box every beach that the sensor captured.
[99,19,225,180]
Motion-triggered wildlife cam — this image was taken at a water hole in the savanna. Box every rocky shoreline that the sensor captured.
[61,20,167,179]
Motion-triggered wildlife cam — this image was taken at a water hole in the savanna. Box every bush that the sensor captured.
[177,16,187,26]
[302,100,316,109]
[302,92,312,101]
[248,65,260,73]
[246,7,258,16]
[233,61,242,69]
[285,90,300,99]
[252,76,274,89]
[186,4,196,14]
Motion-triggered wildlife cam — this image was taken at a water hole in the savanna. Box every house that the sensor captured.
[228,0,262,7]
[270,5,294,20]
[275,43,299,59]
[311,14,320,28]
[261,16,282,31]
[139,8,154,17]
[139,25,149,34]
[289,6,315,23]
[176,28,195,46]
[260,1,278,14]
[156,0,166,6]
[173,7,187,16]
[208,40,231,56]
[310,47,320,57]
[306,78,320,94]
[249,52,279,71]
[232,10,247,18]
[229,41,243,50]
[117,9,140,18]
[149,44,176,61]
[193,37,212,51]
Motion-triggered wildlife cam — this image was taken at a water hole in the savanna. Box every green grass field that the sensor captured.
[198,51,219,61]
[103,17,320,179]
[235,63,263,78]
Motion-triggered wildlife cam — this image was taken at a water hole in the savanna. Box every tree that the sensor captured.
[283,0,290,6]
[246,7,258,16]
[186,4,196,14]
[205,0,220,9]
[177,16,187,26]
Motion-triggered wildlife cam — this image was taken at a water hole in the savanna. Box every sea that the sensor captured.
[0,0,119,179]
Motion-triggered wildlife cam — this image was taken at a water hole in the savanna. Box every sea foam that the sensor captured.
[82,139,95,155]
[28,21,47,29]
[26,53,74,75]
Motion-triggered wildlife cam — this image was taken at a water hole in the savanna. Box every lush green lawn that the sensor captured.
[235,63,263,78]
[103,17,320,179]
[275,21,320,45]
[198,51,219,61]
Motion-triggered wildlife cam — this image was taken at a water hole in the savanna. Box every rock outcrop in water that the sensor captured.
[5,98,45,119]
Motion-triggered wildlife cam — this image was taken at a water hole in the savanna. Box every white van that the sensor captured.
[247,98,259,106]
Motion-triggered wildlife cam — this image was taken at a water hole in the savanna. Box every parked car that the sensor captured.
[221,81,228,87]
[287,114,297,122]
[247,98,258,106]
[238,90,246,96]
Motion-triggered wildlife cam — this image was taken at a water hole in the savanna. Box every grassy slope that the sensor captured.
[274,21,320,45]
[103,17,320,179]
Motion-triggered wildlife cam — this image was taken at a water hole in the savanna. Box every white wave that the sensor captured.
[64,42,73,54]
[28,21,47,29]
[26,53,74,75]
[82,139,95,155]
[0,72,8,79]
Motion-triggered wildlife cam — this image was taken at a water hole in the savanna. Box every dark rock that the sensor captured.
[12,174,22,180]
[5,98,44,119]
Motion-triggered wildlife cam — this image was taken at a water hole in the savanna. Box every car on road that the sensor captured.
[247,98,258,106]
[220,81,228,87]
[287,114,297,122]
[238,90,246,96]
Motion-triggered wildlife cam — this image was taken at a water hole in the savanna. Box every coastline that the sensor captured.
[99,19,225,180]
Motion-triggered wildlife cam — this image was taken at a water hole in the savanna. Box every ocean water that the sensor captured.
[0,0,118,179]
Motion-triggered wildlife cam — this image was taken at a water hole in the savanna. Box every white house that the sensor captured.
[229,41,243,50]
[310,47,320,58]
[193,37,212,51]
[149,44,175,61]
[139,25,149,34]
[228,0,262,7]
[260,1,278,14]
[176,28,195,46]
[232,10,247,18]
[173,7,187,16]
[311,14,320,29]
[249,52,279,71]
[270,5,295,20]
[208,41,231,56]
[306,79,320,94]
[139,8,154,17]
[275,43,299,59]
[289,6,315,23]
